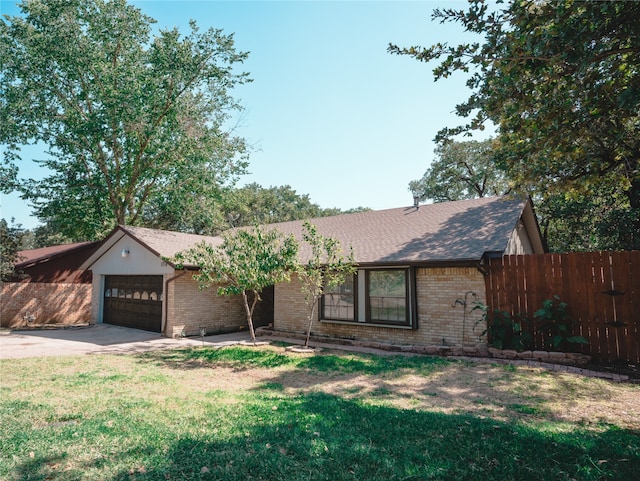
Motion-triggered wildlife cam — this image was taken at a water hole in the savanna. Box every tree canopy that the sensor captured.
[138,182,366,238]
[0,219,28,280]
[409,139,510,203]
[1,0,250,241]
[391,0,640,250]
[222,184,363,228]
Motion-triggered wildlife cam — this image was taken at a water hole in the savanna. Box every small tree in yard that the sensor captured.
[173,226,298,343]
[298,222,356,348]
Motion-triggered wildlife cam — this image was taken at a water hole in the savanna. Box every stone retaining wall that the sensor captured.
[487,347,591,365]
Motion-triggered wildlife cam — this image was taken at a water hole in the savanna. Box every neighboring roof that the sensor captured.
[16,241,98,268]
[81,195,541,270]
[10,241,98,283]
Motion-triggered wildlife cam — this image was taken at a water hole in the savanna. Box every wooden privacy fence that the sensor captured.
[484,251,640,364]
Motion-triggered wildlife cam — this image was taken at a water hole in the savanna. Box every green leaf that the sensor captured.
[566,336,589,345]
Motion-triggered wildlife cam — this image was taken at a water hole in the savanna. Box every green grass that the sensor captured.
[153,345,451,374]
[1,347,638,481]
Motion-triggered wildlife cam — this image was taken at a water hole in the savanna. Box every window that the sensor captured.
[321,268,415,328]
[321,273,356,321]
[367,270,409,324]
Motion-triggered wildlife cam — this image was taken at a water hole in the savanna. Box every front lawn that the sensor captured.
[1,345,638,480]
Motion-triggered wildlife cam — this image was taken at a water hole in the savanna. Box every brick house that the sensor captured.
[266,195,544,348]
[1,241,98,327]
[79,227,247,337]
[79,196,544,347]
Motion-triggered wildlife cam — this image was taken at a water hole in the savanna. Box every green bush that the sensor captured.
[534,296,588,351]
[474,303,531,351]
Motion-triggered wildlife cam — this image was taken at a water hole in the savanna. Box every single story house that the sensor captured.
[79,195,545,348]
[1,241,98,327]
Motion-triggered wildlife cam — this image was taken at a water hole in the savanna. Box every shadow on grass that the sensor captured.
[136,346,640,429]
[6,446,160,481]
[5,391,639,481]
[137,345,452,375]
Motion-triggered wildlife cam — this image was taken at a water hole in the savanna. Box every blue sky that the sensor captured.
[1,0,481,230]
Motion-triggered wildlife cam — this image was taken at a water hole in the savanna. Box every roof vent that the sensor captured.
[413,194,420,209]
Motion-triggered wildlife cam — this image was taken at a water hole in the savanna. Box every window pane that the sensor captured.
[368,270,407,322]
[322,274,355,320]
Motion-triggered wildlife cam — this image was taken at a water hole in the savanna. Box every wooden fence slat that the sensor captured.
[507,255,521,347]
[604,252,621,361]
[587,252,606,361]
[485,257,503,346]
[549,253,563,298]
[627,251,640,364]
[515,254,528,324]
[565,252,588,356]
[541,253,556,348]
[527,254,542,348]
[504,255,516,316]
[499,256,509,313]
[610,251,631,363]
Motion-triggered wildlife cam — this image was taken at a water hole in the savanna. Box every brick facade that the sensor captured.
[0,281,92,327]
[164,273,247,338]
[273,267,487,348]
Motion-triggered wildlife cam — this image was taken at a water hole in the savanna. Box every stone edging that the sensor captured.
[256,327,630,383]
[487,347,592,365]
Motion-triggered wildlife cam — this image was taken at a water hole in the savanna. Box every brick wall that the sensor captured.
[416,267,486,346]
[165,273,247,338]
[0,281,92,327]
[274,267,487,347]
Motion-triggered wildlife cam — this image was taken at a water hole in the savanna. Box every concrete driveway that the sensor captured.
[0,324,251,359]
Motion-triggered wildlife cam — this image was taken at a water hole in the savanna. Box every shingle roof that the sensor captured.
[118,225,222,261]
[104,196,530,267]
[264,196,529,265]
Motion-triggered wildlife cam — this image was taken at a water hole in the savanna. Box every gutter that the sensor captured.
[476,251,503,276]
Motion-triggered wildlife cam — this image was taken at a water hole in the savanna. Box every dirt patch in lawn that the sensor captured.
[289,365,639,429]
[185,346,640,431]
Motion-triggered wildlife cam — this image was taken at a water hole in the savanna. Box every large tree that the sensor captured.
[390,0,640,250]
[1,0,250,241]
[223,183,346,228]
[0,218,30,280]
[140,182,367,237]
[409,139,510,203]
[537,187,638,253]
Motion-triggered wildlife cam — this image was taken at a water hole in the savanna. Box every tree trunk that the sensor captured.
[304,300,318,348]
[241,290,257,343]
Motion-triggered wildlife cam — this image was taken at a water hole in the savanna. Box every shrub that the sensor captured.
[534,296,588,351]
[474,302,531,351]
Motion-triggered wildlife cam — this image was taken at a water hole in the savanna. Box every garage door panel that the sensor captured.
[104,275,162,332]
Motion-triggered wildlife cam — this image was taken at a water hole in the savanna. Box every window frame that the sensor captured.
[320,267,416,329]
[365,269,410,326]
[320,272,358,322]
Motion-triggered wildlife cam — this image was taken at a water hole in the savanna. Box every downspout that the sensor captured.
[163,270,188,337]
